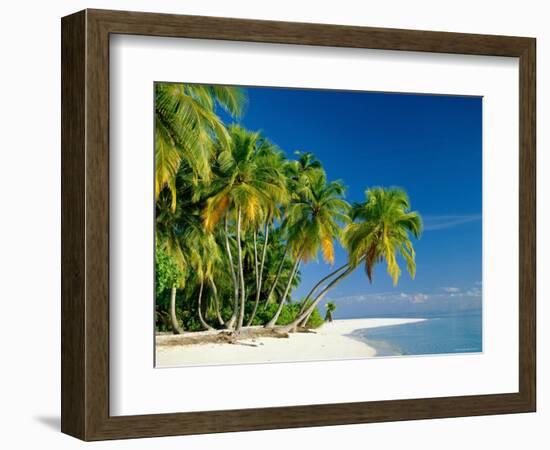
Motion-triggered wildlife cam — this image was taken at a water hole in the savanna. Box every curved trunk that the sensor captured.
[210,279,225,327]
[197,280,214,331]
[226,315,236,330]
[265,251,302,328]
[299,306,316,328]
[169,286,183,334]
[224,215,239,329]
[247,223,269,326]
[235,208,246,332]
[278,265,356,333]
[297,263,349,317]
[297,263,349,329]
[263,242,289,308]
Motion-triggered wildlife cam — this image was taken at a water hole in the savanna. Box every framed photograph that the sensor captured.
[61,9,536,441]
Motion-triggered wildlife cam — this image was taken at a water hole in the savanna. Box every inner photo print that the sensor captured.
[154,83,482,367]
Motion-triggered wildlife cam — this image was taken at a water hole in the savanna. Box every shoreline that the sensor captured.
[155,317,426,368]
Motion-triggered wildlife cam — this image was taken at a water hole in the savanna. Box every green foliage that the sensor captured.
[249,303,323,328]
[284,169,350,264]
[179,309,205,332]
[344,187,422,285]
[202,125,289,232]
[153,81,422,334]
[305,307,324,329]
[324,302,337,322]
[155,83,245,209]
[250,303,284,326]
[155,246,183,296]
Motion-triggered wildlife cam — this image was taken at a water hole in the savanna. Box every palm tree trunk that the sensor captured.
[278,265,356,333]
[247,223,269,326]
[197,280,214,331]
[297,263,349,316]
[224,215,239,329]
[210,279,225,327]
[296,263,349,329]
[235,208,247,332]
[265,250,302,328]
[263,242,289,308]
[300,307,315,328]
[169,285,182,334]
[260,223,269,283]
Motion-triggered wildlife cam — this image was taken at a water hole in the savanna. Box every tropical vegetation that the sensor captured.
[155,82,423,336]
[324,302,336,323]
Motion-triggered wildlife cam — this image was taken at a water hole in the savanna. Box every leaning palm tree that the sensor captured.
[155,83,246,210]
[202,126,288,332]
[259,153,321,309]
[265,170,349,328]
[280,187,422,333]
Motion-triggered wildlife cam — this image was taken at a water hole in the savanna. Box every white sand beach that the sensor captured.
[156,318,425,367]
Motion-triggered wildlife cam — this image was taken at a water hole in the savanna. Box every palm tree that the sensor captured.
[202,126,288,332]
[262,233,290,309]
[247,149,289,326]
[221,215,240,329]
[324,302,336,322]
[153,84,426,338]
[157,158,231,331]
[285,151,322,196]
[184,217,223,331]
[208,278,225,327]
[155,83,246,210]
[261,152,320,308]
[157,162,212,333]
[265,170,349,328]
[279,187,422,333]
[257,229,293,307]
[296,262,349,319]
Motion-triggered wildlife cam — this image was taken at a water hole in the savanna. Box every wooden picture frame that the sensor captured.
[61,8,536,441]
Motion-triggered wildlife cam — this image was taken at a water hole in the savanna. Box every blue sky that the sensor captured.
[222,86,482,317]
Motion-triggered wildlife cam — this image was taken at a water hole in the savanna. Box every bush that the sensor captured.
[156,294,326,332]
[155,246,183,296]
[250,302,324,328]
[304,307,324,329]
[251,303,294,326]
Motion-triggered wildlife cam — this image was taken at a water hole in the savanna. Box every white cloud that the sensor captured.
[411,293,429,304]
[423,214,482,231]
[466,287,482,297]
[443,287,460,293]
[325,285,481,307]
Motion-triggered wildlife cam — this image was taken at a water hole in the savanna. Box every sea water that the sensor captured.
[350,310,482,357]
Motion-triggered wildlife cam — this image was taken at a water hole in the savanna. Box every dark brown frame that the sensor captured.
[61,8,536,441]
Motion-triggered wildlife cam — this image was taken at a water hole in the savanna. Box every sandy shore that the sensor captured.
[156,318,425,367]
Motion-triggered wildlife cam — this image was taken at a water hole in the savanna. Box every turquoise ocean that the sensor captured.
[348,309,482,356]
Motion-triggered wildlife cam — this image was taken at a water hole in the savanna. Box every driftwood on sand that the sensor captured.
[156,326,295,347]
